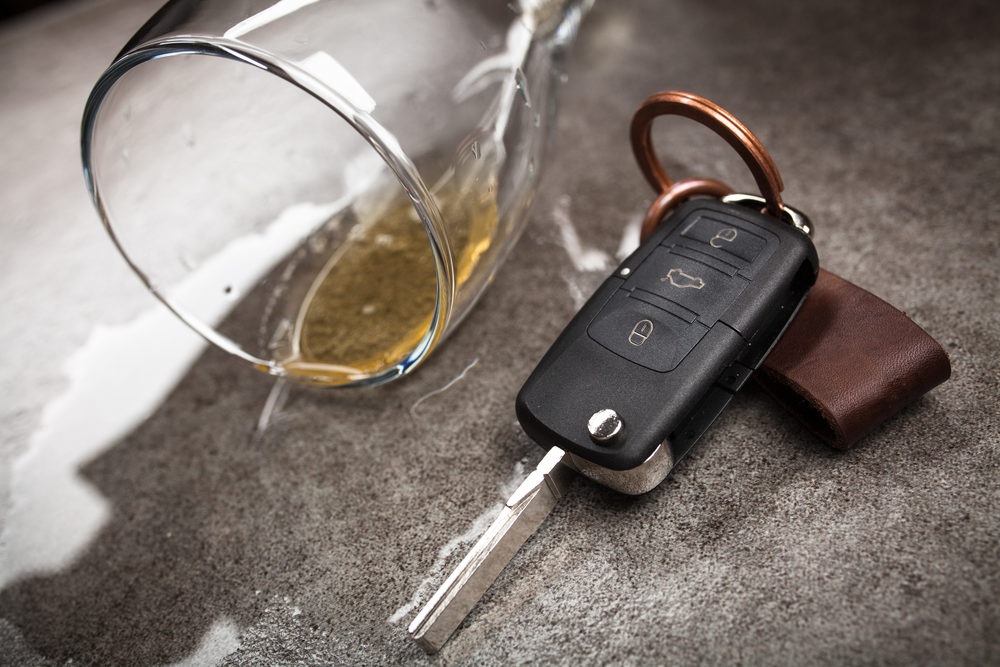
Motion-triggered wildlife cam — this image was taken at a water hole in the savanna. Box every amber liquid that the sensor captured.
[279,168,498,385]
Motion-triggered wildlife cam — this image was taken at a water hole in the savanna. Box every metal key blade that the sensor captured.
[408,447,575,653]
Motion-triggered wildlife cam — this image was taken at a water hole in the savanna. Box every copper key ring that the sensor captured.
[630,91,786,240]
[639,179,733,241]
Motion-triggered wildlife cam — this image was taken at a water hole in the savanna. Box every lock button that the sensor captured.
[587,291,708,372]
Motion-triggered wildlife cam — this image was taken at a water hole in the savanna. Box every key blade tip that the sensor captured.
[408,622,447,654]
[405,449,574,654]
[409,599,461,654]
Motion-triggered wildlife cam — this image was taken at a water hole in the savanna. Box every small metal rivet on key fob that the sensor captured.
[588,408,624,444]
[408,91,820,653]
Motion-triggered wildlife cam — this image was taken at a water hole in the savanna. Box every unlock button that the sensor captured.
[680,214,769,262]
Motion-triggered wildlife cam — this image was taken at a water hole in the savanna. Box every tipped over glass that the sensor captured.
[82,0,592,386]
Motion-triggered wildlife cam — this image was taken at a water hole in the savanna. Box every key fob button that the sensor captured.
[587,408,625,444]
[626,247,748,325]
[587,291,709,372]
[680,214,768,262]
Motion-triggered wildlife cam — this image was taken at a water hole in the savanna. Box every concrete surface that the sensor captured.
[1,0,998,664]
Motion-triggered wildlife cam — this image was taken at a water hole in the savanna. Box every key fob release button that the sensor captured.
[626,247,749,325]
[680,214,768,262]
[587,291,709,372]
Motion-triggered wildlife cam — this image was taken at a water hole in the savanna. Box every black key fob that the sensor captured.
[516,197,819,494]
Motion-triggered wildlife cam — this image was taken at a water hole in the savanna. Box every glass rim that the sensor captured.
[81,36,456,387]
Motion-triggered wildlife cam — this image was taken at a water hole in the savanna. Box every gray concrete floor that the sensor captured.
[1,0,998,664]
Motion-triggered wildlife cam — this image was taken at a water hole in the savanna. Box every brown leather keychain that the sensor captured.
[629,90,950,448]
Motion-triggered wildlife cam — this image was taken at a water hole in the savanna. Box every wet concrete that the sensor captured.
[1,0,998,664]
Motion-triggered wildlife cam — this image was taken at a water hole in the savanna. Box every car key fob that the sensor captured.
[516,196,819,494]
[411,92,819,653]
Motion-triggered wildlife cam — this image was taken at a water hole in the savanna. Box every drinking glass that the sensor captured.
[82,0,592,386]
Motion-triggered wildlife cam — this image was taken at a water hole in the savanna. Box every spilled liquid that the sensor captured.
[279,164,498,384]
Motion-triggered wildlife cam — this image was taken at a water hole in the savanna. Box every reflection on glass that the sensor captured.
[82,0,592,386]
